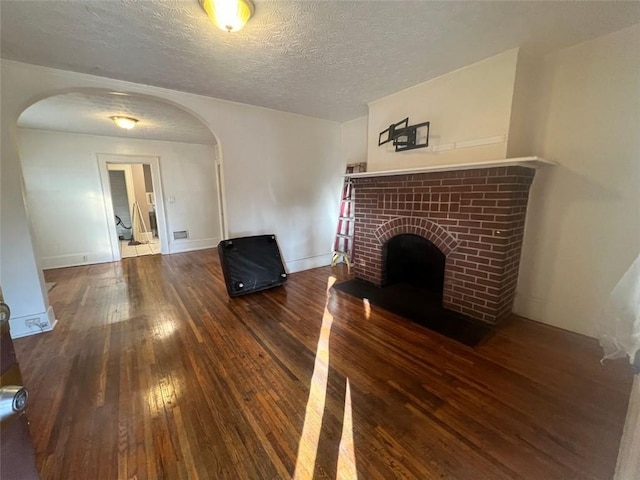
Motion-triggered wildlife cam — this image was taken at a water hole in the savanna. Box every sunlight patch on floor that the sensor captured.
[337,378,357,479]
[293,276,357,480]
[293,276,336,479]
[363,298,371,320]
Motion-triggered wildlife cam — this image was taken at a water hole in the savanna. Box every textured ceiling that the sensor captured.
[2,1,640,122]
[18,91,217,145]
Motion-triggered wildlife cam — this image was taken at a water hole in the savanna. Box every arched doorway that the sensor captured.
[16,89,226,271]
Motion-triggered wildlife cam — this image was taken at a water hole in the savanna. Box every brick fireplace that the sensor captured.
[351,165,537,324]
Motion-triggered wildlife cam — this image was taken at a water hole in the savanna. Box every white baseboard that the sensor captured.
[10,306,57,339]
[41,252,113,270]
[40,239,221,269]
[169,237,219,254]
[285,253,332,273]
[513,292,547,322]
[513,292,594,338]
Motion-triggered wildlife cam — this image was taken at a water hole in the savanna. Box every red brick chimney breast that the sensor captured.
[351,166,535,324]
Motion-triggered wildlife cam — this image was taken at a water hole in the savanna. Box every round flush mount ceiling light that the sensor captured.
[110,116,138,130]
[200,0,254,33]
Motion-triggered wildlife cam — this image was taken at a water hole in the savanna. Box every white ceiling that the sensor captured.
[18,91,217,145]
[2,1,639,123]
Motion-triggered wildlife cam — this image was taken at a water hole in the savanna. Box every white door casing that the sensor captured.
[97,154,169,260]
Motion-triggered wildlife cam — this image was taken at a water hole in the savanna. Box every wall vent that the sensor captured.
[173,230,189,240]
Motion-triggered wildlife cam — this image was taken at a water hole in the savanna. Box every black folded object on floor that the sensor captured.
[218,235,287,297]
[333,279,492,347]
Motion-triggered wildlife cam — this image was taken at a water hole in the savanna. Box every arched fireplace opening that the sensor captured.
[383,234,446,299]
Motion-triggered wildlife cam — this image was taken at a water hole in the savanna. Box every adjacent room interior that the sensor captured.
[0,1,639,479]
[108,161,160,258]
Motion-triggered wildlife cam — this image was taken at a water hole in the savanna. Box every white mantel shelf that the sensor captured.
[345,156,555,179]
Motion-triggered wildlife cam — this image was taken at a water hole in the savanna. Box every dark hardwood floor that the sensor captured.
[14,249,633,479]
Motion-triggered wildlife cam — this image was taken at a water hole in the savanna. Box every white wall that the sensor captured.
[18,129,221,269]
[506,51,539,158]
[341,116,368,167]
[367,49,518,172]
[514,24,640,336]
[0,116,52,335]
[218,107,342,271]
[1,60,342,337]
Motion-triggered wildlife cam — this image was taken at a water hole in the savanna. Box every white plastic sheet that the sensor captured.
[596,254,640,364]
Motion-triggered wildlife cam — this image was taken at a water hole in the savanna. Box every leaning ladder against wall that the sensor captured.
[331,163,366,272]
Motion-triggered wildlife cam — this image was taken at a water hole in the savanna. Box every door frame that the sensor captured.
[215,151,228,239]
[97,154,169,261]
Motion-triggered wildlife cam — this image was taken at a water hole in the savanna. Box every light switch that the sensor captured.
[167,196,175,203]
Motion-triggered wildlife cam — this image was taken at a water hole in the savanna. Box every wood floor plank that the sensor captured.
[13,249,633,479]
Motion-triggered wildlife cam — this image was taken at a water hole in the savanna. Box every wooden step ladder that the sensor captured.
[331,163,365,272]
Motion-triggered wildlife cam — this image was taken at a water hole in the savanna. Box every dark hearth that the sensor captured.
[333,279,492,347]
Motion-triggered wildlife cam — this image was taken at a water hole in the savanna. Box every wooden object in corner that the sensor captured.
[331,163,365,272]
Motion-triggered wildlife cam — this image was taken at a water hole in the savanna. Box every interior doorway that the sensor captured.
[107,163,160,258]
[98,154,169,261]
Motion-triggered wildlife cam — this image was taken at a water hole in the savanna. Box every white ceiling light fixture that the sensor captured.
[200,0,254,33]
[110,116,138,130]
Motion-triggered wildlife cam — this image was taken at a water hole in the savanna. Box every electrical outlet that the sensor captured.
[82,255,88,262]
[26,318,49,330]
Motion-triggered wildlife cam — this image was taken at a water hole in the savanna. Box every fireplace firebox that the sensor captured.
[383,234,445,296]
